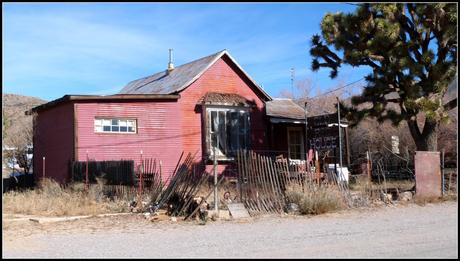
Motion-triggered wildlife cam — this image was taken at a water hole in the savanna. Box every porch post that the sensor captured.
[336,97,344,184]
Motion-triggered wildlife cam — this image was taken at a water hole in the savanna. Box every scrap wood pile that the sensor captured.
[149,152,211,218]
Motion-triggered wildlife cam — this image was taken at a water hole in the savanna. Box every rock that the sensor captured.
[207,210,219,221]
[170,217,177,222]
[400,191,413,201]
[149,216,160,222]
[285,203,300,214]
[218,210,231,220]
[380,192,393,202]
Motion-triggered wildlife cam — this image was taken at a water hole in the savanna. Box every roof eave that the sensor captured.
[26,94,180,115]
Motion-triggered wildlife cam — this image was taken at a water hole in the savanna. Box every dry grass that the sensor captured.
[2,178,131,216]
[285,182,346,215]
[414,194,458,206]
[349,175,415,192]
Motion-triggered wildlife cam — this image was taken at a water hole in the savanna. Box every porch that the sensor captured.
[265,98,350,181]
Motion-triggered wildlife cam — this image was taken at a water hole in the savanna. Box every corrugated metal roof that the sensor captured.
[120,50,223,95]
[266,98,306,120]
[197,92,255,107]
[118,49,272,101]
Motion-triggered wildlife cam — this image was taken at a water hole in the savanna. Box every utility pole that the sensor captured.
[336,97,344,184]
[304,101,309,174]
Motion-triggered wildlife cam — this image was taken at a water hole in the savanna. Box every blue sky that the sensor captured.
[3,3,370,101]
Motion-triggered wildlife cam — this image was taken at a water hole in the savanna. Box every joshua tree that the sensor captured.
[310,3,457,151]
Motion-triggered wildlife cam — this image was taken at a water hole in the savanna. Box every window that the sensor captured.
[288,127,305,160]
[206,107,249,159]
[94,118,137,134]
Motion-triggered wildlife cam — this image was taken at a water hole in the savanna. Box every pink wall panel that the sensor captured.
[33,103,75,184]
[75,100,183,182]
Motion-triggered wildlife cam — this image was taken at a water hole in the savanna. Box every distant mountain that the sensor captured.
[2,93,47,147]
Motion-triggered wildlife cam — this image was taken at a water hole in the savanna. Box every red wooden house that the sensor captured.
[29,50,311,184]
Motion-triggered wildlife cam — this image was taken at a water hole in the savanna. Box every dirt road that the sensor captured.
[3,201,458,258]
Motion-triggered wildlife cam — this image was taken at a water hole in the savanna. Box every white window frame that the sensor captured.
[94,118,137,134]
[205,106,250,160]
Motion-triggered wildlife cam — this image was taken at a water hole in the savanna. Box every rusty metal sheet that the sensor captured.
[266,99,306,120]
[415,151,441,198]
[197,92,255,107]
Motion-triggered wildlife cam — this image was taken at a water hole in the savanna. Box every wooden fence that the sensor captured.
[236,149,353,215]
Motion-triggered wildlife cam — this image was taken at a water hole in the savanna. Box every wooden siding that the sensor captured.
[177,55,268,174]
[33,103,75,184]
[75,100,182,183]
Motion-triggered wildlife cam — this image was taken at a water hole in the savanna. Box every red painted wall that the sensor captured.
[33,103,75,184]
[74,100,182,183]
[177,55,269,175]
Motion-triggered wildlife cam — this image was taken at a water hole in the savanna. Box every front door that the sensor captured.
[287,127,305,160]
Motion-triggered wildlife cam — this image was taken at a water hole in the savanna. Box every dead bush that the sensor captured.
[3,178,131,216]
[285,183,346,215]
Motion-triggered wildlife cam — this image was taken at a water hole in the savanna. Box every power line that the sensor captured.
[310,77,365,99]
[345,2,361,6]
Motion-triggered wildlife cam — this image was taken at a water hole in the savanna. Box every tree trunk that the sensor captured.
[407,118,439,151]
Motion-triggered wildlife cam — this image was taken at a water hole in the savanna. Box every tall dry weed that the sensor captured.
[3,178,131,216]
[285,182,346,215]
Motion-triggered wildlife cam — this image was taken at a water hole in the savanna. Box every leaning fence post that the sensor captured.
[159,160,163,186]
[366,151,372,183]
[441,149,445,196]
[315,150,320,185]
[42,156,46,179]
[85,151,89,191]
[139,150,144,199]
[214,133,219,212]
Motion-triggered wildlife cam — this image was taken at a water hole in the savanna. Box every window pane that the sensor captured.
[128,126,134,132]
[119,120,127,127]
[94,119,102,126]
[120,126,127,132]
[112,126,119,132]
[95,126,102,132]
[103,126,111,132]
[112,119,119,126]
[207,109,249,158]
[211,111,217,132]
[103,119,111,126]
[228,111,239,155]
[218,111,226,155]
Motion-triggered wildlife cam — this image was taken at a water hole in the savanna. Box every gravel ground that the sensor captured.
[3,201,458,258]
